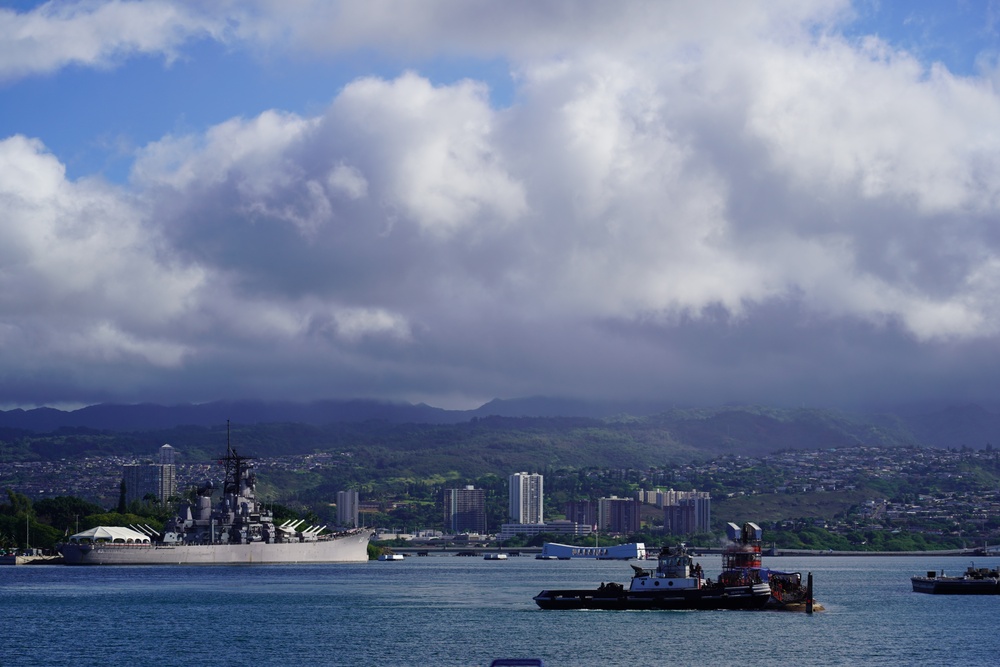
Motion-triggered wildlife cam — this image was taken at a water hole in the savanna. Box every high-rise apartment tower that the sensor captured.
[337,490,360,528]
[443,486,486,534]
[122,444,177,505]
[508,472,544,524]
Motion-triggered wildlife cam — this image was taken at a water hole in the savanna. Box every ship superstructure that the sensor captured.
[721,521,821,611]
[719,521,764,586]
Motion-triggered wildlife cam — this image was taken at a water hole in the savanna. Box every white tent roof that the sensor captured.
[68,526,151,544]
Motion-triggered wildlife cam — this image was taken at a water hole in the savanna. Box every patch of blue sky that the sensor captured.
[0,0,44,11]
[0,38,515,183]
[843,0,1000,76]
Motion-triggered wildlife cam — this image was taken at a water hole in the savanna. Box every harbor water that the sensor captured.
[3,554,999,666]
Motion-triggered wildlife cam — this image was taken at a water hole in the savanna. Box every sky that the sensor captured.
[2,0,1000,412]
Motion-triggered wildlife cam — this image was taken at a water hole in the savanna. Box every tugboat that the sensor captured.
[533,537,771,611]
[912,566,1000,594]
[721,522,822,611]
[720,521,823,612]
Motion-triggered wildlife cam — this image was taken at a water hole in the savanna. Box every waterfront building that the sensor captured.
[336,489,360,528]
[509,472,544,524]
[597,496,641,534]
[122,444,177,505]
[444,485,486,534]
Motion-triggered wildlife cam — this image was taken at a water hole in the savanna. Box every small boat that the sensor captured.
[0,551,62,566]
[912,566,1000,594]
[484,552,508,560]
[760,569,823,611]
[533,542,770,611]
[378,553,405,561]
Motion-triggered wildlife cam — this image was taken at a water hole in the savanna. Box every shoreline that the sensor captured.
[386,545,1000,558]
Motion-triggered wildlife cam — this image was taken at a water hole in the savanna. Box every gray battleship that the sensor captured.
[60,444,371,565]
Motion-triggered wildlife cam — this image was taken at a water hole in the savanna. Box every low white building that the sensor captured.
[498,520,592,540]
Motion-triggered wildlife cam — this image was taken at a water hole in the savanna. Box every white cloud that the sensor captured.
[744,35,1000,214]
[0,135,205,368]
[0,1,853,83]
[327,163,368,200]
[123,41,1000,383]
[8,0,1000,407]
[229,0,851,63]
[327,73,528,236]
[133,110,316,191]
[332,307,411,343]
[0,0,219,81]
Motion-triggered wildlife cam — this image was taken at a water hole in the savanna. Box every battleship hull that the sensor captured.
[60,529,372,565]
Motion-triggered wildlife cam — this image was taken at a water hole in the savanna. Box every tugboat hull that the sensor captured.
[533,583,772,611]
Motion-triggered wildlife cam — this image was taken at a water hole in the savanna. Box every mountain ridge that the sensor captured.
[0,396,683,432]
[0,398,996,458]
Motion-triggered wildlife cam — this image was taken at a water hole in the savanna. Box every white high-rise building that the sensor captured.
[508,472,544,524]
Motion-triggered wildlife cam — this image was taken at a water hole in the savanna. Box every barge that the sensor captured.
[912,566,1000,594]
